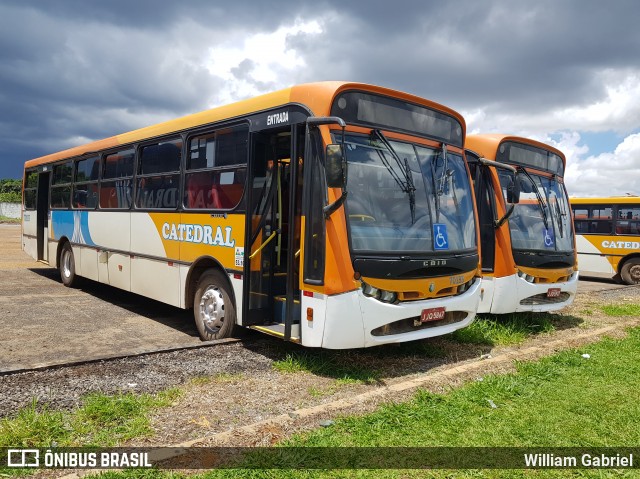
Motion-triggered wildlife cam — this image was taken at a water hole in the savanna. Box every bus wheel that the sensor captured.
[59,243,78,287]
[620,259,640,285]
[194,270,236,341]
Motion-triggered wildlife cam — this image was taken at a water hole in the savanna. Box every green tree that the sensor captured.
[0,179,22,202]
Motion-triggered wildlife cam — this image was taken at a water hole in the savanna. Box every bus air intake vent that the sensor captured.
[371,311,468,336]
[519,292,571,306]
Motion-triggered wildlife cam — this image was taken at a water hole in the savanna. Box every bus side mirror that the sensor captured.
[325,144,345,189]
[506,174,521,204]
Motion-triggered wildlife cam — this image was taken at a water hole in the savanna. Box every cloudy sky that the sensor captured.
[1,0,639,197]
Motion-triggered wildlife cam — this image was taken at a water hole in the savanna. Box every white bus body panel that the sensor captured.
[130,213,180,307]
[488,273,578,314]
[299,292,329,348]
[317,278,481,349]
[229,274,244,322]
[131,257,180,306]
[130,213,165,258]
[45,223,54,263]
[575,235,616,276]
[90,212,131,291]
[22,211,38,259]
[79,247,99,282]
[477,276,496,314]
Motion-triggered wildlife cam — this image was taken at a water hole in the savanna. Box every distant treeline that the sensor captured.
[0,179,21,202]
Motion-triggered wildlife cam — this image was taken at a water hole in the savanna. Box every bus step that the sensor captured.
[273,295,301,324]
[251,323,300,342]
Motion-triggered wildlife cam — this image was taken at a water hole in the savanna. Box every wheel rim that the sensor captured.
[62,250,72,279]
[198,286,225,334]
[630,264,640,283]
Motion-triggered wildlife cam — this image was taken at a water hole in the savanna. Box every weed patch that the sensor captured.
[272,351,380,384]
[451,312,556,346]
[0,389,180,448]
[601,303,640,316]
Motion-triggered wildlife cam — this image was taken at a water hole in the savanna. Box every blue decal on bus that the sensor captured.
[433,223,449,250]
[51,211,95,246]
[544,227,555,248]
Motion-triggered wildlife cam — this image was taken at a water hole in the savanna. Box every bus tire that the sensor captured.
[620,259,640,285]
[59,242,78,287]
[193,270,236,341]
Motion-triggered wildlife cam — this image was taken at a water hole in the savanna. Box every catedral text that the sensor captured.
[161,223,235,247]
[601,240,640,249]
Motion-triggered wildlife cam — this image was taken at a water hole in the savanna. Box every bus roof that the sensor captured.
[24,81,465,170]
[569,196,640,205]
[466,134,566,166]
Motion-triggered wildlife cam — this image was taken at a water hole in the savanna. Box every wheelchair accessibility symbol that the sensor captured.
[543,227,555,248]
[433,223,449,250]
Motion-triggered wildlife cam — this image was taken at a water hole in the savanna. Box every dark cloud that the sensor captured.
[291,0,640,112]
[1,0,639,179]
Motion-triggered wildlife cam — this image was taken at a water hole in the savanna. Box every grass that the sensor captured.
[6,306,640,478]
[282,330,640,449]
[0,389,180,448]
[0,214,20,223]
[190,372,244,386]
[450,312,556,346]
[272,351,380,384]
[80,327,640,478]
[601,303,640,316]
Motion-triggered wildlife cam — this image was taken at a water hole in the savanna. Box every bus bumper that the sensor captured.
[489,272,579,314]
[314,278,481,349]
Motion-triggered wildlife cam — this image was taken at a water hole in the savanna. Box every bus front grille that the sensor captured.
[371,311,468,337]
[519,292,571,306]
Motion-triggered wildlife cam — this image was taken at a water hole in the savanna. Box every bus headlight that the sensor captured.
[362,282,380,299]
[379,290,397,303]
[362,282,397,303]
[517,270,535,283]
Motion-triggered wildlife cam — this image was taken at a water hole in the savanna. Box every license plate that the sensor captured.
[418,307,446,324]
[547,288,561,298]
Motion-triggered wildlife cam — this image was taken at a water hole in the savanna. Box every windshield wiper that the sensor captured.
[550,175,566,238]
[404,157,416,224]
[371,129,416,224]
[437,144,449,195]
[430,143,449,223]
[518,167,549,230]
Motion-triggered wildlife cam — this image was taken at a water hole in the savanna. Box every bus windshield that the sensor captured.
[499,170,573,253]
[339,132,476,254]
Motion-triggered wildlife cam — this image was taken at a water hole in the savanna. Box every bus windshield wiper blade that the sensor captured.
[430,143,449,223]
[550,176,565,238]
[437,144,449,195]
[518,167,549,230]
[371,129,416,224]
[404,157,416,224]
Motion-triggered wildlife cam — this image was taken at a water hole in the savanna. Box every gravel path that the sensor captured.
[0,336,276,416]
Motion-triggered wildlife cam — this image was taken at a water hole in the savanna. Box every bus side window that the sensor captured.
[616,207,640,235]
[73,156,99,210]
[135,139,182,210]
[101,149,134,209]
[184,125,248,211]
[585,205,613,234]
[51,161,73,209]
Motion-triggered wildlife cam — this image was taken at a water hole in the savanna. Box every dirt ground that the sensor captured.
[0,225,223,373]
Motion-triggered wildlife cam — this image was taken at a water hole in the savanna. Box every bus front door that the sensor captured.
[36,172,50,262]
[243,126,303,340]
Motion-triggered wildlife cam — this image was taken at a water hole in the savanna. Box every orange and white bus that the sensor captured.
[21,82,482,349]
[570,197,640,284]
[465,135,578,313]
